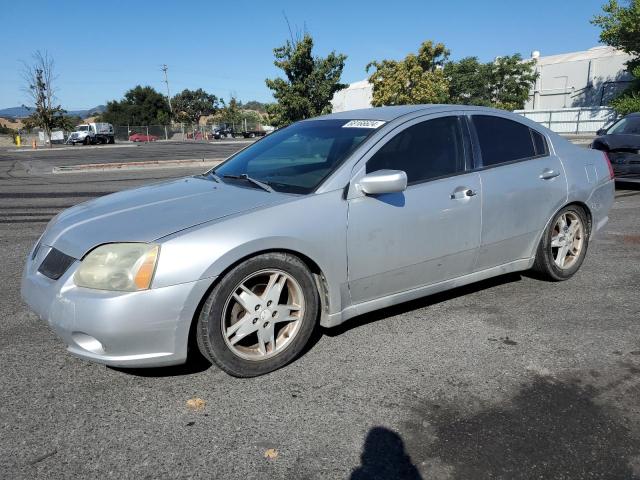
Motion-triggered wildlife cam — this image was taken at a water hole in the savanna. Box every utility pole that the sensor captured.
[161,64,173,116]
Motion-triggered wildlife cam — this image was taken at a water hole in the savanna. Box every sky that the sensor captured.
[0,0,609,110]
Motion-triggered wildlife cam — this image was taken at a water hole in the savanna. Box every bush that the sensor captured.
[0,124,16,135]
[610,92,640,116]
[609,65,640,116]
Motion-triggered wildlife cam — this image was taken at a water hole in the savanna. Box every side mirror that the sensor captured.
[596,128,607,136]
[357,169,408,195]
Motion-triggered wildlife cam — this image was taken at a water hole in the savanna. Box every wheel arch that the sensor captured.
[533,200,594,261]
[564,201,593,236]
[186,247,331,361]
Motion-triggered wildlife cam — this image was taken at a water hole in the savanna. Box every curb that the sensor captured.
[7,143,138,153]
[53,158,223,174]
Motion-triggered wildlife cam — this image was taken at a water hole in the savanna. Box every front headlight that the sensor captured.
[74,243,159,292]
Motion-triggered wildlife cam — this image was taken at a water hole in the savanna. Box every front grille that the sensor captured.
[38,248,76,280]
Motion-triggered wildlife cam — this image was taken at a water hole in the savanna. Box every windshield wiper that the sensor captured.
[200,171,220,182]
[221,174,274,193]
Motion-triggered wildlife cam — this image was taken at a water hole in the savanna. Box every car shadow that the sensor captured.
[402,373,640,479]
[323,272,522,338]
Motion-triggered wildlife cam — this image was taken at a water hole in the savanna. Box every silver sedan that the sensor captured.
[21,105,615,377]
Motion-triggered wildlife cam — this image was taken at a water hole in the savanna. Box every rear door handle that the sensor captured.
[450,187,477,200]
[540,168,560,180]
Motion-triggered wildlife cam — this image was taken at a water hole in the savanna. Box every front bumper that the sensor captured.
[21,245,214,367]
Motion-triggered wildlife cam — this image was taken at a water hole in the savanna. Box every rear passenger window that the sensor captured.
[472,115,537,166]
[366,116,465,184]
[531,129,548,156]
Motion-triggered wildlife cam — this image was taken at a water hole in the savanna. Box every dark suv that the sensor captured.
[592,113,640,181]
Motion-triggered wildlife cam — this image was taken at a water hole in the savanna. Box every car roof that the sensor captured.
[314,104,514,122]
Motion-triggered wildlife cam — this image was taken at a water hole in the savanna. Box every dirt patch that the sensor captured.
[623,234,640,245]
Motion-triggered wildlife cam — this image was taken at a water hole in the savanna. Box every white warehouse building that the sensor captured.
[331,46,634,133]
[526,46,633,110]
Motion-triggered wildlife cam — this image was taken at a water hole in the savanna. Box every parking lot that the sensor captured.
[2,140,254,173]
[1,148,640,479]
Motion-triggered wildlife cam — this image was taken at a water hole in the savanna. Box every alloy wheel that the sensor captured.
[551,211,584,269]
[221,269,305,360]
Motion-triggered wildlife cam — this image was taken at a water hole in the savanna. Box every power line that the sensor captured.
[161,64,173,115]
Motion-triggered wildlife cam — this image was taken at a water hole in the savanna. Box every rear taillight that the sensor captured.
[603,151,615,180]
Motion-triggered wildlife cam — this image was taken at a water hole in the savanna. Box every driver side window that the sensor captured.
[366,116,465,185]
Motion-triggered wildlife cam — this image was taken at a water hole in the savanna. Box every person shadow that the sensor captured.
[350,427,423,480]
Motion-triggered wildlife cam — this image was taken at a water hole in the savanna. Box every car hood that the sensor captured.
[41,176,292,259]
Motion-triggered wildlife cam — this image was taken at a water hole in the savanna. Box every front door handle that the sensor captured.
[540,168,560,180]
[450,187,477,200]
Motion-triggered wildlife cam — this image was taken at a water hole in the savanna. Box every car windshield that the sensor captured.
[210,119,379,194]
[77,125,89,131]
[608,117,640,135]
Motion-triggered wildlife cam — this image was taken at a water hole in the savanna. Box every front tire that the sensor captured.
[532,205,589,281]
[196,252,319,377]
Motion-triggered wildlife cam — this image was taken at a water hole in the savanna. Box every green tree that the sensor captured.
[445,54,537,110]
[101,86,171,125]
[592,0,640,70]
[593,1,640,114]
[366,41,451,106]
[22,51,67,147]
[220,96,243,127]
[207,101,269,131]
[266,33,347,127]
[241,100,268,113]
[489,55,538,111]
[171,88,220,125]
[444,57,493,106]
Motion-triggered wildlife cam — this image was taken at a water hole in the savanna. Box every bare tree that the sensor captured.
[22,51,65,147]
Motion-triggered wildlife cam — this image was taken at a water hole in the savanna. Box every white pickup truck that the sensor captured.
[67,123,115,145]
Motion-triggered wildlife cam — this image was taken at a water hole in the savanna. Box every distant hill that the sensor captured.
[0,104,106,118]
[0,106,30,117]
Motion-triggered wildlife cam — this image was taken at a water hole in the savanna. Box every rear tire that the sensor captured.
[196,252,319,377]
[532,205,589,281]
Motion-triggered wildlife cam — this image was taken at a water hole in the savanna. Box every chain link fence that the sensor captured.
[8,123,247,146]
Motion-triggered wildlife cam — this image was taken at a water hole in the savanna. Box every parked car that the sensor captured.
[213,126,235,139]
[241,130,267,138]
[129,133,158,142]
[21,105,615,377]
[591,113,640,181]
[67,123,115,145]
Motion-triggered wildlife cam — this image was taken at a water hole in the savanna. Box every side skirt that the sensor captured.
[322,258,534,328]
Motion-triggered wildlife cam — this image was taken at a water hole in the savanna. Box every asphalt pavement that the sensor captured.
[0,140,253,173]
[1,154,640,479]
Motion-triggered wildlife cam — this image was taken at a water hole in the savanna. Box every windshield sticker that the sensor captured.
[342,120,386,129]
